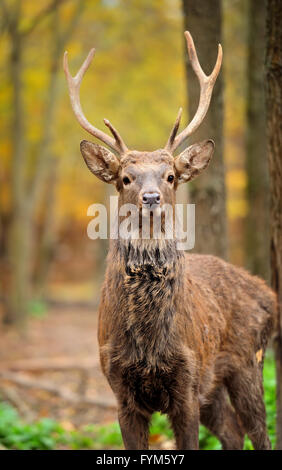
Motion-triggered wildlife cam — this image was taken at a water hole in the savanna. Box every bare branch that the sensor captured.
[0,356,98,371]
[0,385,36,421]
[27,0,85,211]
[0,0,10,32]
[58,0,84,46]
[21,0,67,37]
[0,0,20,35]
[0,371,117,410]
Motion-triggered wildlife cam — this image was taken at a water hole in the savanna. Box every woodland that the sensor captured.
[0,0,281,450]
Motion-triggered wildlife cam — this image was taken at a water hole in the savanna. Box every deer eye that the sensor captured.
[123,176,131,186]
[167,174,174,183]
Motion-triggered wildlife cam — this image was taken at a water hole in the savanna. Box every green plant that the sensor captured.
[0,352,276,450]
[0,403,65,450]
[28,299,48,318]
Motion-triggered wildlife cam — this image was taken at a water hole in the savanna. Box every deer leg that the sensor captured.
[200,387,245,450]
[168,395,200,450]
[226,366,271,450]
[118,406,150,450]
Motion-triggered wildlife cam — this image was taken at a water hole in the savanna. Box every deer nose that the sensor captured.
[142,192,161,205]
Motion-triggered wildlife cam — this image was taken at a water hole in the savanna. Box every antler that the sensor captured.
[165,31,222,153]
[64,49,128,155]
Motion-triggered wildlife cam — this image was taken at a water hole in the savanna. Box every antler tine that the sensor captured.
[103,119,128,154]
[166,31,222,154]
[63,49,128,155]
[165,108,182,151]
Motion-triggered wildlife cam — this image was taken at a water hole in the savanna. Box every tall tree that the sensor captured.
[265,0,282,449]
[245,0,270,281]
[181,0,227,258]
[0,0,84,325]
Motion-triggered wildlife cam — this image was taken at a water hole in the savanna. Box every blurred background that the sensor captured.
[0,0,279,450]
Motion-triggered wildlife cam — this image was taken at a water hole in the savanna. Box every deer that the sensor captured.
[64,31,277,450]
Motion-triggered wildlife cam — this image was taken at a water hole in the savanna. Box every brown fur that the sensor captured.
[79,143,277,450]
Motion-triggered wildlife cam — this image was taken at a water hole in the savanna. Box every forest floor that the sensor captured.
[0,306,276,450]
[0,307,117,429]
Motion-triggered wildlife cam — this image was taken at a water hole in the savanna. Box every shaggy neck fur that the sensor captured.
[111,238,185,367]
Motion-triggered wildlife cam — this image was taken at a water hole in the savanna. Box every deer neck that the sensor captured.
[116,237,183,268]
[111,238,185,365]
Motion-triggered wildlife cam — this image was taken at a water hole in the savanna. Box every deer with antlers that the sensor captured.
[64,32,277,450]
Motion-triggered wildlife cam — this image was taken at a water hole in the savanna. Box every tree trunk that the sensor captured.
[33,161,58,298]
[265,0,282,449]
[245,0,270,282]
[4,3,30,325]
[27,0,85,299]
[2,0,85,325]
[181,0,227,258]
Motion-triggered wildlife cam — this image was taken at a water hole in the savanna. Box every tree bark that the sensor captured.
[181,0,227,258]
[27,2,84,298]
[4,1,30,325]
[2,0,85,326]
[33,160,58,297]
[245,0,270,282]
[265,0,282,449]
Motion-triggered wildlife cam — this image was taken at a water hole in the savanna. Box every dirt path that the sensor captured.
[0,308,116,427]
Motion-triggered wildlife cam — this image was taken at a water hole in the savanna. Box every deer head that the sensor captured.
[64,32,222,211]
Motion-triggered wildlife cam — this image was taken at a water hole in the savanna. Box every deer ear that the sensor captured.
[174,140,214,184]
[80,140,120,183]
